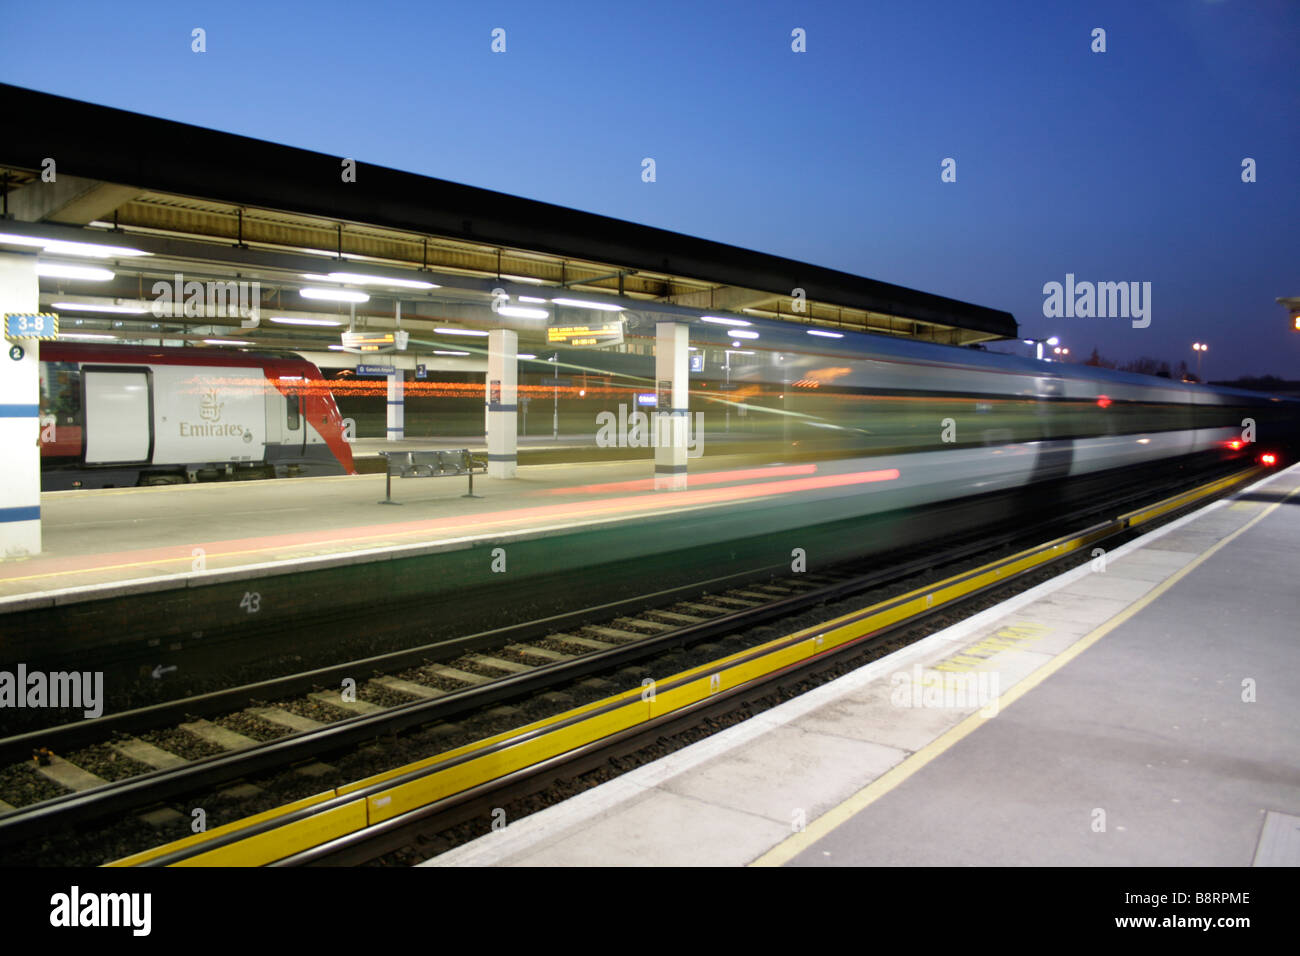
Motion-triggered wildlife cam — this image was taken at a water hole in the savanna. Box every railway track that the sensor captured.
[0,461,1261,865]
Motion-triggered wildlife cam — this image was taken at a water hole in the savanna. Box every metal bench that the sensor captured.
[378,449,485,504]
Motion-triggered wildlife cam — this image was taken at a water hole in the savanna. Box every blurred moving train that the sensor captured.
[553,314,1297,511]
[36,321,1296,499]
[658,317,1299,466]
[38,343,355,490]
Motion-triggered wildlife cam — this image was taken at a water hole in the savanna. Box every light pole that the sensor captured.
[1192,342,1208,381]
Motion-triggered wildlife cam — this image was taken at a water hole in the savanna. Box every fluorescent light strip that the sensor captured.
[518,353,537,359]
[729,330,760,339]
[300,287,369,303]
[0,232,149,257]
[497,306,549,320]
[51,301,147,314]
[433,350,471,356]
[59,332,118,341]
[37,263,115,281]
[807,329,844,339]
[434,327,490,337]
[700,315,752,327]
[269,316,343,327]
[301,271,439,290]
[517,296,547,304]
[203,339,253,346]
[551,297,624,312]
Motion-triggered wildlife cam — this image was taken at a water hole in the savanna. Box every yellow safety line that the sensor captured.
[104,467,1257,866]
[750,474,1296,867]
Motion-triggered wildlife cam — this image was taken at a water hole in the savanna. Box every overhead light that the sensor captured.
[301,271,439,290]
[0,234,53,249]
[497,306,549,320]
[269,316,343,327]
[51,301,147,314]
[433,350,471,356]
[300,287,369,303]
[518,353,537,359]
[701,315,752,327]
[728,348,755,354]
[1046,336,1060,346]
[59,332,118,341]
[434,327,490,337]
[500,274,545,285]
[37,263,115,281]
[0,232,149,257]
[730,330,760,339]
[518,296,547,304]
[327,344,347,350]
[203,338,253,346]
[551,297,624,312]
[1022,339,1035,346]
[807,329,844,339]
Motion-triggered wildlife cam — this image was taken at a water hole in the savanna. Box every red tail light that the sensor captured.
[1260,453,1277,467]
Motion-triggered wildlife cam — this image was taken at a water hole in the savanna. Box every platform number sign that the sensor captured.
[5,312,59,342]
[690,353,704,373]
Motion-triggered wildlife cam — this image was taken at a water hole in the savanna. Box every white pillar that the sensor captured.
[386,370,404,441]
[654,321,690,490]
[486,328,517,478]
[0,253,42,556]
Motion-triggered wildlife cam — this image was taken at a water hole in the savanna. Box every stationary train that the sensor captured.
[38,343,356,490]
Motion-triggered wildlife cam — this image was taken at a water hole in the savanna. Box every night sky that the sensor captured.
[2,0,1296,379]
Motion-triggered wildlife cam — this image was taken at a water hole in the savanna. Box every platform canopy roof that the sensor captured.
[0,83,1018,352]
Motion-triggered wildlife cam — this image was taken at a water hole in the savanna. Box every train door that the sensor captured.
[264,385,305,459]
[284,386,305,455]
[82,367,153,464]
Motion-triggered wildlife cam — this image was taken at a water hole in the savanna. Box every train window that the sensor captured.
[286,393,301,431]
[39,361,82,426]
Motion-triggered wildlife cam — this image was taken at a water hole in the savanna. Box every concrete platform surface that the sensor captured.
[0,455,829,602]
[423,463,1300,867]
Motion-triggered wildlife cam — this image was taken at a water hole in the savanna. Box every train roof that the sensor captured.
[41,342,320,373]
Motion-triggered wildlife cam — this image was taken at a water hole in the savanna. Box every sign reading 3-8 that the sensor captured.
[4,312,59,342]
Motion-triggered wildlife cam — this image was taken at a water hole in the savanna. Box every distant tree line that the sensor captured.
[1082,348,1194,382]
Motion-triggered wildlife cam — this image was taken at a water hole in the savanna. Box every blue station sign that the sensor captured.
[4,313,59,342]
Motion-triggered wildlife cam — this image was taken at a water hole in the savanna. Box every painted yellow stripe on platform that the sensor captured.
[175,798,368,867]
[750,473,1294,867]
[105,790,337,866]
[108,468,1257,866]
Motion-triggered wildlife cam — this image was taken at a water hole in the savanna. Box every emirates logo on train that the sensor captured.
[179,388,245,438]
[198,389,224,422]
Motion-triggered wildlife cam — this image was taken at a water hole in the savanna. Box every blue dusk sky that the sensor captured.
[1,0,1296,379]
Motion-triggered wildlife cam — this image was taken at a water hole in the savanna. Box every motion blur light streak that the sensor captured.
[543,464,819,495]
[0,469,900,584]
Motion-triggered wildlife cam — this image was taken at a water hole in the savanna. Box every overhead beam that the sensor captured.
[7,175,141,225]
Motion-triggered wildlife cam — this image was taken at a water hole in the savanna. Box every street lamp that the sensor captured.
[1024,336,1061,361]
[1192,342,1208,381]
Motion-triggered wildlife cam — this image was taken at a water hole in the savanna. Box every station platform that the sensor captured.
[426,462,1300,867]
[0,454,843,606]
